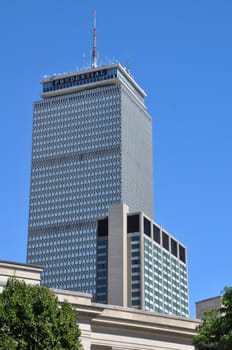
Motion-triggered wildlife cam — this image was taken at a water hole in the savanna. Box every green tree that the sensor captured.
[193,287,232,350]
[0,278,82,349]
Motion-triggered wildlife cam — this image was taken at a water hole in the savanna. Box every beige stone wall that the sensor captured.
[196,296,222,319]
[0,260,199,350]
[108,203,129,307]
[0,260,43,292]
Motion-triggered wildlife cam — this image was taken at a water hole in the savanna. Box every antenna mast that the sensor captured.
[92,10,97,68]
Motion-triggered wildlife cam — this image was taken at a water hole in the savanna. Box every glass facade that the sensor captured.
[143,224,189,317]
[27,64,153,294]
[130,234,141,309]
[96,237,108,303]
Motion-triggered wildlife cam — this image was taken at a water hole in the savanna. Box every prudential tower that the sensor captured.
[27,15,153,293]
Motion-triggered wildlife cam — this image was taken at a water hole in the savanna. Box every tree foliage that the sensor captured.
[193,287,232,350]
[0,278,82,349]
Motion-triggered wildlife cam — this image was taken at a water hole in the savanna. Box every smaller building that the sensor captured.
[0,260,43,293]
[196,296,222,319]
[96,203,189,317]
[0,260,199,350]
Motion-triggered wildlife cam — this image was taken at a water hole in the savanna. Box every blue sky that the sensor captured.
[0,1,231,317]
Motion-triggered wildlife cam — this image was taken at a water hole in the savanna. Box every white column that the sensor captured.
[108,203,129,307]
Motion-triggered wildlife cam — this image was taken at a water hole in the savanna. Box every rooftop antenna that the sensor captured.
[82,52,86,69]
[126,57,131,74]
[92,10,97,68]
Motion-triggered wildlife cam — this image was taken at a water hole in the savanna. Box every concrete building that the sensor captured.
[0,261,199,350]
[196,296,222,319]
[96,203,189,317]
[0,260,43,293]
[27,63,153,294]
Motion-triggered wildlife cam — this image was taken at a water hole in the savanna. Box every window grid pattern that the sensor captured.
[27,222,96,292]
[130,235,141,309]
[29,152,120,227]
[32,87,121,160]
[96,237,108,303]
[143,231,189,317]
[27,85,122,292]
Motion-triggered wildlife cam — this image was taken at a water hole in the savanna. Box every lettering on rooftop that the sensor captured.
[52,69,107,87]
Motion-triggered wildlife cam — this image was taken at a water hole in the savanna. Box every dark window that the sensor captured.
[144,217,151,237]
[131,235,139,242]
[97,295,106,302]
[162,232,169,251]
[131,251,140,257]
[97,263,106,269]
[97,277,106,284]
[131,267,140,273]
[97,255,106,262]
[132,283,140,289]
[132,275,140,281]
[171,238,178,257]
[179,245,186,263]
[131,243,140,250]
[127,215,140,233]
[131,259,140,265]
[97,271,106,277]
[97,247,106,254]
[98,239,107,246]
[153,224,161,244]
[97,218,108,237]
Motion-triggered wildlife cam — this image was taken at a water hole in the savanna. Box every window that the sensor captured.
[97,295,106,302]
[131,259,140,265]
[131,251,140,257]
[132,291,140,298]
[144,217,151,237]
[97,278,106,285]
[97,255,106,262]
[153,224,160,244]
[131,267,140,273]
[171,238,177,257]
[131,235,139,242]
[162,231,169,251]
[127,215,140,233]
[132,275,140,281]
[97,263,106,269]
[97,271,106,277]
[179,245,186,263]
[131,243,140,250]
[97,218,108,237]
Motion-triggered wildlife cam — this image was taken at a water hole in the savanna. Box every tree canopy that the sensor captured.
[193,287,232,350]
[0,278,82,349]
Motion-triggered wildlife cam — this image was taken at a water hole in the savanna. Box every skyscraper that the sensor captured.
[27,63,153,293]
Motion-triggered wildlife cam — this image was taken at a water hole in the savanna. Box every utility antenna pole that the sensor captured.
[92,10,97,68]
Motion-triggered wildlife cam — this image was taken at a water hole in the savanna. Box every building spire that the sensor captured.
[92,10,97,68]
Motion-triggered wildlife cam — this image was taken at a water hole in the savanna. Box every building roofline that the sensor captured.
[0,260,43,272]
[195,295,222,305]
[40,63,146,99]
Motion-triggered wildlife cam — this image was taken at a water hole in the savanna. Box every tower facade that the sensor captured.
[96,203,189,317]
[27,64,153,293]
